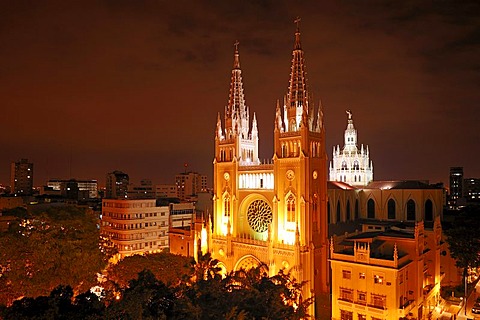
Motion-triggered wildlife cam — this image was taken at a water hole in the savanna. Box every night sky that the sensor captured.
[1,1,479,187]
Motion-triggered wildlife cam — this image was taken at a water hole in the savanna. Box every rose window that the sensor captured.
[247,200,273,233]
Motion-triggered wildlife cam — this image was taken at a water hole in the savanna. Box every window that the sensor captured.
[346,200,351,221]
[387,199,396,220]
[399,274,404,284]
[371,293,386,309]
[359,272,365,279]
[367,199,375,219]
[406,199,416,220]
[224,195,231,217]
[374,274,384,284]
[342,270,351,279]
[340,288,353,302]
[355,199,359,219]
[287,194,296,222]
[336,200,341,222]
[357,291,366,304]
[340,310,353,320]
[358,314,366,320]
[425,199,433,221]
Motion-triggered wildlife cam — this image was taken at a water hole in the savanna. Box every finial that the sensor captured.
[294,16,301,32]
[234,40,239,53]
[346,110,352,120]
[294,17,302,50]
[233,40,240,69]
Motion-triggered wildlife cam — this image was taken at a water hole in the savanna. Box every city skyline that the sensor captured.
[1,1,479,186]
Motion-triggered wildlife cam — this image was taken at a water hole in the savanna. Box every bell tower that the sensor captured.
[273,17,329,307]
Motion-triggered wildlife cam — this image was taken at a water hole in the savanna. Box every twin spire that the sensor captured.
[217,18,323,142]
[277,18,323,134]
[217,41,257,141]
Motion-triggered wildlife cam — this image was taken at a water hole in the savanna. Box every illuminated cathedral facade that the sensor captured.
[209,24,329,316]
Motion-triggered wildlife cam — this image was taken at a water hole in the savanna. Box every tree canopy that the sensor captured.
[0,205,111,306]
[1,253,313,319]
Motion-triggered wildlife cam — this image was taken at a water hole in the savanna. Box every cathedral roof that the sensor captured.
[327,181,357,190]
[365,180,441,190]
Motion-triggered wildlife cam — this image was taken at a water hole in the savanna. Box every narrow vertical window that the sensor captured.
[287,194,295,222]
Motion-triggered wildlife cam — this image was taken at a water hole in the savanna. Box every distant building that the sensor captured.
[10,158,33,196]
[127,179,155,199]
[175,172,207,201]
[100,199,169,261]
[464,177,480,202]
[106,170,129,199]
[330,219,442,320]
[169,202,196,229]
[46,179,98,200]
[155,184,177,198]
[449,167,463,206]
[330,112,373,187]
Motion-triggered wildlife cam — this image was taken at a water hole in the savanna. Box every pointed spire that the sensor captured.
[285,17,310,132]
[216,112,223,140]
[252,112,258,136]
[225,41,248,137]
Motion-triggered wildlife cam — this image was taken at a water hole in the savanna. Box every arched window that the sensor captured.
[367,199,375,219]
[327,200,331,224]
[387,199,396,220]
[346,200,351,221]
[425,199,433,221]
[342,161,347,170]
[406,199,416,221]
[355,199,359,219]
[287,194,296,222]
[336,200,341,222]
[224,195,230,217]
[353,160,359,170]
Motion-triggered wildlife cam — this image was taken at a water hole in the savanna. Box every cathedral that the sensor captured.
[210,22,329,317]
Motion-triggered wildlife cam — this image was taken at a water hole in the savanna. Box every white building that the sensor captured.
[330,111,373,187]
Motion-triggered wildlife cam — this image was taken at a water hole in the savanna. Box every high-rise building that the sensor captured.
[449,167,463,205]
[105,170,129,199]
[175,172,207,201]
[10,158,34,196]
[209,24,329,317]
[330,111,373,186]
[464,177,480,202]
[127,179,155,199]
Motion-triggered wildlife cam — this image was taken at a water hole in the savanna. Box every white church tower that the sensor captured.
[329,111,373,186]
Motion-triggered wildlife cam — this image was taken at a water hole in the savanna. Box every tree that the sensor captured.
[106,251,193,289]
[444,205,480,314]
[0,206,111,305]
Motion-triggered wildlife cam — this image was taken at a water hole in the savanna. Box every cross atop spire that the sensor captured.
[233,40,240,69]
[294,17,302,50]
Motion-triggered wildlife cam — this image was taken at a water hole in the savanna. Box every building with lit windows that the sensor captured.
[100,199,169,260]
[155,184,177,198]
[209,23,329,318]
[464,177,480,202]
[46,179,98,200]
[10,158,33,196]
[105,170,129,199]
[330,111,373,187]
[330,218,442,320]
[175,171,208,201]
[448,167,463,206]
